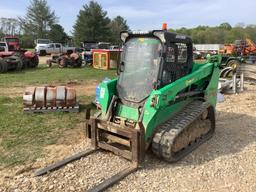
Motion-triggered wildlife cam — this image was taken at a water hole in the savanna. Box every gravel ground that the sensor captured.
[0,83,256,192]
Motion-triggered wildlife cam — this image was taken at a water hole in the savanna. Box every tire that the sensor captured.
[21,56,28,69]
[2,60,8,72]
[16,57,23,71]
[73,58,82,68]
[13,53,27,69]
[2,56,22,71]
[30,56,39,68]
[227,59,239,70]
[39,50,46,56]
[46,59,52,67]
[59,57,68,68]
[67,50,73,55]
[8,56,23,71]
[0,58,5,73]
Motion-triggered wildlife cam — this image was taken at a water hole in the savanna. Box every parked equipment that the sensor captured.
[220,56,242,70]
[36,43,76,56]
[23,86,79,113]
[219,38,256,56]
[92,49,121,70]
[1,35,20,51]
[47,53,82,68]
[0,36,38,73]
[35,24,221,191]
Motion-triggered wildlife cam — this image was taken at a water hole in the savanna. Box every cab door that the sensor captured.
[47,43,54,53]
[55,44,61,54]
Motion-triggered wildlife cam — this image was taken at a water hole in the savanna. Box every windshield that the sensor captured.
[37,39,50,44]
[117,37,162,103]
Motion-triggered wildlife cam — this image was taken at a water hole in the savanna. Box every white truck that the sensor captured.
[35,39,51,55]
[35,43,76,56]
[0,42,8,52]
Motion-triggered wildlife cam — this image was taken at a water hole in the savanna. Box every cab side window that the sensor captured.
[162,43,176,85]
[177,43,189,78]
[161,43,189,87]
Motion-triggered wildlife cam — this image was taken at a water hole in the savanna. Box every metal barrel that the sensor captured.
[46,86,57,107]
[56,86,66,107]
[23,87,36,107]
[35,87,46,107]
[66,87,76,107]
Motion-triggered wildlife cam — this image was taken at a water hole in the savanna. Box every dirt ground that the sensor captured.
[39,56,51,65]
[0,82,256,192]
[0,79,98,98]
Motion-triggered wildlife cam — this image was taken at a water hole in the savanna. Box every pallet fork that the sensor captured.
[35,108,145,192]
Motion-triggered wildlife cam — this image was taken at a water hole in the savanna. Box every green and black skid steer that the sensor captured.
[35,24,221,191]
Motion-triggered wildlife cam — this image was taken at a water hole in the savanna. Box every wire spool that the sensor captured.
[23,87,36,107]
[56,86,66,107]
[66,87,76,107]
[46,86,57,107]
[35,87,46,107]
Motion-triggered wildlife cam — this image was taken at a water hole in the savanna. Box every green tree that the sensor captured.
[19,34,35,48]
[219,22,232,30]
[170,23,256,44]
[0,30,4,38]
[0,18,21,35]
[73,1,111,45]
[48,24,68,44]
[19,0,58,39]
[109,16,129,44]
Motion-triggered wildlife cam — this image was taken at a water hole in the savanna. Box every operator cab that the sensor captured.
[117,26,193,106]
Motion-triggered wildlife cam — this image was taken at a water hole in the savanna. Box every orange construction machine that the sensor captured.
[219,38,256,56]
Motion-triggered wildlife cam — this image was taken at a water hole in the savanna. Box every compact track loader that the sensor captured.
[35,24,221,191]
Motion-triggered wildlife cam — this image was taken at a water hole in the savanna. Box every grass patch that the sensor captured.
[0,95,94,167]
[25,48,35,52]
[0,65,116,87]
[0,63,113,167]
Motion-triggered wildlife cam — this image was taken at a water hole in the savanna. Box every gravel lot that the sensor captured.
[0,82,256,192]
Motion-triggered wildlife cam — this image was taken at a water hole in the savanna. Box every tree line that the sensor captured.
[171,23,256,44]
[0,0,129,48]
[0,0,256,48]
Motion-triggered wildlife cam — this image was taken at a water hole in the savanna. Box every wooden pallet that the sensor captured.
[23,104,80,113]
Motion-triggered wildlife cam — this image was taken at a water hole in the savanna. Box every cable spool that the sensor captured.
[23,86,78,110]
[66,87,76,107]
[46,86,57,107]
[56,86,66,107]
[35,87,46,107]
[23,87,36,107]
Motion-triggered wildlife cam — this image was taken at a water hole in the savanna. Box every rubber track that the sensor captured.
[152,100,214,162]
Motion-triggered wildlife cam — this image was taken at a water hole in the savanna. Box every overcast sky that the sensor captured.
[0,0,255,34]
